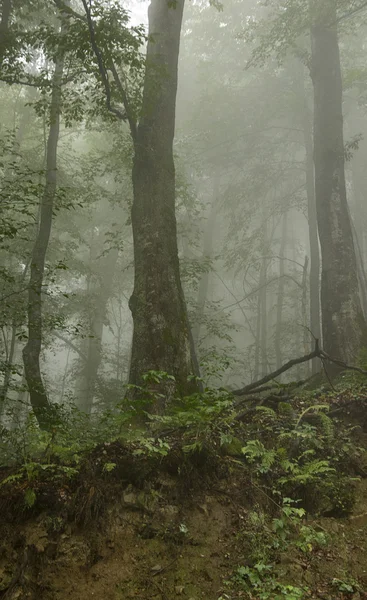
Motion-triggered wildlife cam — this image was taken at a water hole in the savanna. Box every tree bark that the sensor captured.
[0,0,11,65]
[310,0,367,368]
[22,48,65,429]
[128,0,198,409]
[192,178,218,347]
[76,245,119,414]
[300,78,321,374]
[275,211,287,371]
[259,215,269,377]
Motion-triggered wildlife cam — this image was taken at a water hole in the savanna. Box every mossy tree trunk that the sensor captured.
[128,0,198,409]
[310,0,367,367]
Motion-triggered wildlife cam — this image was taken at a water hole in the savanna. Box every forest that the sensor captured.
[1,0,367,599]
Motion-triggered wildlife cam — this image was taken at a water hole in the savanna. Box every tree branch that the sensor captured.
[80,0,136,138]
[338,1,367,22]
[232,340,367,398]
[232,340,320,396]
[53,0,86,22]
[53,332,87,361]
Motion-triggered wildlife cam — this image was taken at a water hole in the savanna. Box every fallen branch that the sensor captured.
[320,349,367,377]
[232,340,320,396]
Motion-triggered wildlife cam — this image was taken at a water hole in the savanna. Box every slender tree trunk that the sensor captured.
[129,0,198,409]
[300,77,321,373]
[310,0,367,368]
[10,370,28,430]
[259,218,268,377]
[193,178,219,347]
[76,247,118,414]
[22,50,65,429]
[254,285,261,381]
[275,211,287,371]
[0,321,17,413]
[302,256,310,377]
[59,346,71,403]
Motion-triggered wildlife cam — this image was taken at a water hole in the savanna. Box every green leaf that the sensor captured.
[24,487,37,508]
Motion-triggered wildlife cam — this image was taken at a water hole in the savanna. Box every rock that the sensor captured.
[175,585,184,594]
[151,564,162,573]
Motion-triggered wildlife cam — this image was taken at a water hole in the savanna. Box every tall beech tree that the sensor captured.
[128,0,198,402]
[310,0,367,365]
[249,0,367,370]
[82,0,199,408]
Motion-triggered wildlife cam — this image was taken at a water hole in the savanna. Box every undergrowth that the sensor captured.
[0,371,367,598]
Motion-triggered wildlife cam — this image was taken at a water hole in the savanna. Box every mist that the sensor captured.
[0,0,366,423]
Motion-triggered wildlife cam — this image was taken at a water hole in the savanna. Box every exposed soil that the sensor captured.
[0,436,367,599]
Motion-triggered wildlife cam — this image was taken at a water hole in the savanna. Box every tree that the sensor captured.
[310,0,367,366]
[22,16,66,429]
[0,0,11,64]
[82,0,199,409]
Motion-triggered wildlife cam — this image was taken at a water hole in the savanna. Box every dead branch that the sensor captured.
[319,349,367,377]
[232,340,320,396]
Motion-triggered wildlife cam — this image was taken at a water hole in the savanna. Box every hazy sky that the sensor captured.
[128,0,149,25]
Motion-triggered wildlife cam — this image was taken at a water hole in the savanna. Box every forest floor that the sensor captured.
[1,381,367,599]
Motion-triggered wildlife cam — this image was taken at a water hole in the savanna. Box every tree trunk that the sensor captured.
[0,0,11,64]
[300,76,321,373]
[302,256,310,378]
[310,0,367,367]
[192,178,219,347]
[129,0,198,409]
[275,211,287,371]
[259,218,268,378]
[76,246,118,414]
[22,50,65,429]
[0,321,17,414]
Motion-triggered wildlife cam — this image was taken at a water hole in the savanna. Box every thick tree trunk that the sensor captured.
[275,211,287,371]
[310,0,367,367]
[22,52,64,429]
[129,0,198,409]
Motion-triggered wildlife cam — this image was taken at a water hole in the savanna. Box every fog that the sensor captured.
[1,0,367,425]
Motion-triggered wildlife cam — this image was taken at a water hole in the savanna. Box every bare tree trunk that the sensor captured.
[193,178,219,347]
[254,286,261,381]
[260,218,268,377]
[275,211,287,371]
[59,346,71,403]
[301,77,321,374]
[22,48,65,429]
[0,321,17,413]
[302,256,310,378]
[10,370,28,430]
[350,168,367,317]
[310,0,367,368]
[129,0,198,410]
[76,247,118,414]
